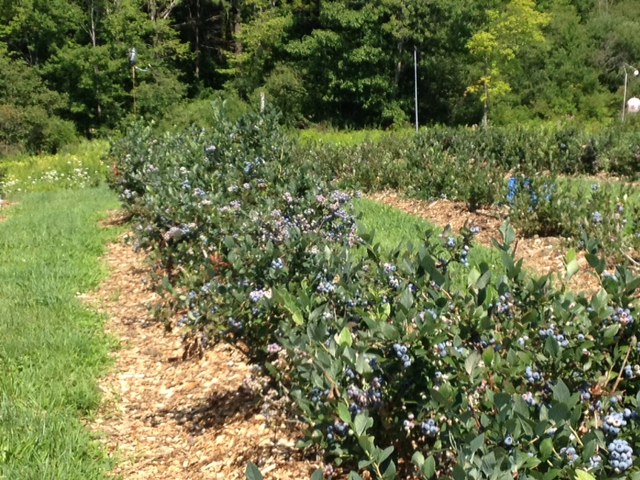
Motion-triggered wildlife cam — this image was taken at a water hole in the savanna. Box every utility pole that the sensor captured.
[130,47,138,115]
[622,64,640,122]
[414,46,419,133]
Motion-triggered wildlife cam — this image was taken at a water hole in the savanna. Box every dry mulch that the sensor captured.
[366,191,599,295]
[86,231,322,479]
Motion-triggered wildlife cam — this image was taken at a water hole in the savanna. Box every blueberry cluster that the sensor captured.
[538,326,569,348]
[507,177,538,207]
[421,418,440,438]
[310,387,328,404]
[624,364,640,379]
[592,211,603,224]
[228,317,243,331]
[589,454,602,469]
[460,244,470,267]
[403,413,415,432]
[612,307,634,326]
[249,288,269,303]
[493,293,513,317]
[525,366,543,384]
[560,446,578,465]
[603,411,627,436]
[326,421,349,442]
[446,237,456,249]
[437,341,451,358]
[521,391,537,406]
[316,279,336,294]
[271,257,284,270]
[609,439,633,472]
[393,343,412,368]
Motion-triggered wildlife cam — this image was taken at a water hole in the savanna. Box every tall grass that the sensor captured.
[0,141,109,194]
[0,186,119,479]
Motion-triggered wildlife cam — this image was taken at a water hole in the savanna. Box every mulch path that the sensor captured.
[84,192,618,479]
[85,226,322,479]
[366,191,600,295]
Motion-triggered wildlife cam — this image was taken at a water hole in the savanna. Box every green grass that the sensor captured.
[0,141,109,195]
[298,127,414,146]
[0,186,120,479]
[355,198,502,270]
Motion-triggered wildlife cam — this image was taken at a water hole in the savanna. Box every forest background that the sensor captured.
[1,0,639,154]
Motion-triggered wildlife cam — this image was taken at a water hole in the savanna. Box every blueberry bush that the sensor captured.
[297,125,640,262]
[110,107,640,479]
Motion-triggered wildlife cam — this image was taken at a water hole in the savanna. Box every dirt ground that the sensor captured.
[366,191,600,295]
[85,227,322,480]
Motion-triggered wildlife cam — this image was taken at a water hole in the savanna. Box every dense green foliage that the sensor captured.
[110,109,640,479]
[0,187,119,478]
[300,123,640,261]
[2,0,640,153]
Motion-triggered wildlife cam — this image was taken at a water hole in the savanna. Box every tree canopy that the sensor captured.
[1,0,640,152]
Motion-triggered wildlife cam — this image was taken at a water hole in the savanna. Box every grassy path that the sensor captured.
[0,186,119,479]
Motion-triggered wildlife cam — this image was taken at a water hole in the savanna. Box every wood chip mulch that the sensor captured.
[366,191,600,295]
[85,231,322,480]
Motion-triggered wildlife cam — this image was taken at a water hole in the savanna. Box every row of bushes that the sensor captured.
[110,108,639,479]
[296,124,640,260]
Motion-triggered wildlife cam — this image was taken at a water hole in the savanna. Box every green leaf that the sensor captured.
[310,469,324,480]
[565,258,580,280]
[338,403,351,423]
[469,433,485,453]
[575,470,596,480]
[377,446,394,464]
[354,413,368,436]
[245,462,263,480]
[348,473,364,480]
[465,352,481,378]
[398,288,414,310]
[476,270,492,290]
[625,276,640,295]
[382,460,396,480]
[543,468,561,480]
[483,346,495,366]
[585,253,605,274]
[539,437,554,460]
[411,451,425,468]
[603,323,620,340]
[500,222,516,248]
[336,327,353,347]
[552,379,570,403]
[277,289,305,325]
[468,267,481,285]
[422,455,436,478]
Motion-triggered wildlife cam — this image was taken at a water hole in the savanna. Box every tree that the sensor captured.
[466,0,549,126]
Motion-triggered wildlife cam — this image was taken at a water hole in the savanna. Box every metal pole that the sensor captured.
[414,46,419,133]
[622,68,628,122]
[132,65,137,116]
